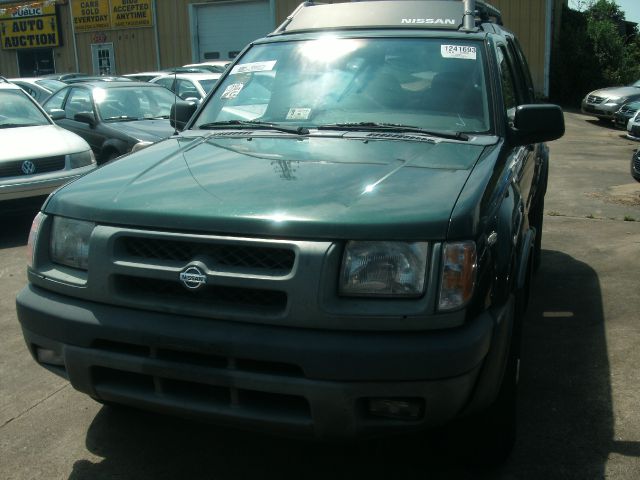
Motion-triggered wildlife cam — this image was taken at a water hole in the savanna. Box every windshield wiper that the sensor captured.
[104,115,138,122]
[141,115,170,120]
[198,120,309,135]
[316,122,469,141]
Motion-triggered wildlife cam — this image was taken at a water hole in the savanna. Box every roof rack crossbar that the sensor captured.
[476,1,503,25]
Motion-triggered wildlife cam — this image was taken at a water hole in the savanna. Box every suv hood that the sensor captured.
[46,132,486,240]
[106,118,175,142]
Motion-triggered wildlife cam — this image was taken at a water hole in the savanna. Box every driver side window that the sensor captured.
[497,46,517,123]
[65,88,94,121]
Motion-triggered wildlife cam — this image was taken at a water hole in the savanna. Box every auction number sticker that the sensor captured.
[221,83,244,99]
[441,45,477,60]
[230,60,277,75]
[286,108,311,120]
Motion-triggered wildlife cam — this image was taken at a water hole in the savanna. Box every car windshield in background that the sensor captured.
[36,79,66,91]
[195,37,490,133]
[0,90,49,128]
[93,86,177,121]
[199,79,218,93]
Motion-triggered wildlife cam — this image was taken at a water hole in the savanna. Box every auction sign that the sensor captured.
[0,1,60,49]
[71,0,152,32]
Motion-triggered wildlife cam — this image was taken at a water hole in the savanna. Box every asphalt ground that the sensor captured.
[1,110,639,479]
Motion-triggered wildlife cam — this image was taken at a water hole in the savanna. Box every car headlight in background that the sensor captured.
[50,217,95,270]
[131,141,153,153]
[68,150,96,169]
[438,241,477,311]
[339,241,429,297]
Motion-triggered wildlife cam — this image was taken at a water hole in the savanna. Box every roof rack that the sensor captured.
[476,1,503,26]
[271,1,503,36]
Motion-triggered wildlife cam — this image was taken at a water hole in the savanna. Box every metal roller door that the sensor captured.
[194,1,273,61]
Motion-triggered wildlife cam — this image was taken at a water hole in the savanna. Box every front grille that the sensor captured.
[620,105,637,114]
[114,275,288,314]
[588,95,605,104]
[92,366,311,421]
[92,339,305,377]
[0,155,65,178]
[90,340,310,421]
[121,237,295,275]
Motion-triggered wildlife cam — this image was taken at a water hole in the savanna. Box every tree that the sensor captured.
[551,0,640,105]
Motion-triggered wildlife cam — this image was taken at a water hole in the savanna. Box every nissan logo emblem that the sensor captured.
[21,160,36,175]
[179,265,207,290]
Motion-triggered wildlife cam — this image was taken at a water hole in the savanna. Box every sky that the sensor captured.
[569,0,640,24]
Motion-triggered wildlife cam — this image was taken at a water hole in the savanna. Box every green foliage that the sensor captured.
[551,0,640,106]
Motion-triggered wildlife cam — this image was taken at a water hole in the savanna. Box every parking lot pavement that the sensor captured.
[1,111,639,479]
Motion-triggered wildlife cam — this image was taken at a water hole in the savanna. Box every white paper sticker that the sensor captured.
[441,45,477,60]
[221,83,244,99]
[286,108,311,120]
[230,60,277,75]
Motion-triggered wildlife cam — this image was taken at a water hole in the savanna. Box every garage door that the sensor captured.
[194,1,273,61]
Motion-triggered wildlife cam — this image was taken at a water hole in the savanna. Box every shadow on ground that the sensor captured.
[67,250,623,479]
[0,202,42,249]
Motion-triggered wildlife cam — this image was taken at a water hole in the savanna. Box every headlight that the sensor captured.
[27,212,46,268]
[68,150,96,168]
[131,141,153,153]
[438,241,477,311]
[339,241,428,297]
[50,217,95,270]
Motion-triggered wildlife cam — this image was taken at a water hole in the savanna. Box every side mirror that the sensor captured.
[510,104,565,146]
[74,112,96,127]
[48,108,65,121]
[170,101,198,131]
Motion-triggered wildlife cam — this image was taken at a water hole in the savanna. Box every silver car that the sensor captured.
[581,80,640,121]
[0,78,96,209]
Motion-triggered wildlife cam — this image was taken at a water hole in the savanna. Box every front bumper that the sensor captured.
[581,100,619,119]
[0,165,94,202]
[16,284,511,438]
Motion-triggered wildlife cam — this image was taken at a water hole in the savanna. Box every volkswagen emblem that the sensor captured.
[179,265,207,290]
[21,160,36,175]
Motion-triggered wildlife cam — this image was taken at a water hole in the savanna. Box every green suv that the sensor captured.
[17,0,564,463]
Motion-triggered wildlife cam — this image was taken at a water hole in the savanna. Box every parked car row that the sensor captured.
[581,82,640,182]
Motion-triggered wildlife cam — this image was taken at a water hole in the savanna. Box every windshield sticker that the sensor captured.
[221,83,244,99]
[441,45,477,60]
[230,60,277,75]
[286,108,311,120]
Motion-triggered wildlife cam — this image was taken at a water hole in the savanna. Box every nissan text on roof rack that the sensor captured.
[17,0,564,465]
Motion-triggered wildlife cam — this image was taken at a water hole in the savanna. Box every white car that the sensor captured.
[150,73,221,103]
[627,110,640,141]
[123,71,165,82]
[182,61,231,74]
[0,78,96,209]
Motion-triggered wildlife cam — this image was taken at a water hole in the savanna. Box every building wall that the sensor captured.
[491,0,549,95]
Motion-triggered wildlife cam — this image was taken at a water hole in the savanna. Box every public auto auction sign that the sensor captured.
[0,1,60,50]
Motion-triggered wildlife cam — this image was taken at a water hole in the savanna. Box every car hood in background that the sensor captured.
[105,118,175,143]
[45,132,488,240]
[0,125,90,162]
[588,86,640,100]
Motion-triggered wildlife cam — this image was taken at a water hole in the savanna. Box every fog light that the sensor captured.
[368,398,424,420]
[35,347,64,367]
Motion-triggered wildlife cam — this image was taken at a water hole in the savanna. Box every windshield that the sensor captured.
[93,86,178,120]
[194,37,490,133]
[0,90,49,128]
[199,79,218,94]
[36,79,66,92]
